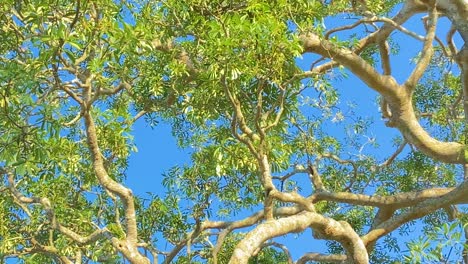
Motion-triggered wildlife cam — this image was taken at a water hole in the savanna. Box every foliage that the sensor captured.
[0,0,467,263]
[404,221,467,263]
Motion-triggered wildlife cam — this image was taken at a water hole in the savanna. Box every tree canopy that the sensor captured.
[1,0,467,263]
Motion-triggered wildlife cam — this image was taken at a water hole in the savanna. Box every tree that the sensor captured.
[0,0,467,263]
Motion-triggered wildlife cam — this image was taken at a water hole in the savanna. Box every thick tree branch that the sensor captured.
[296,253,347,264]
[166,207,302,264]
[229,212,368,264]
[311,187,468,209]
[362,179,468,245]
[300,17,468,164]
[82,109,149,264]
[270,189,315,212]
[300,32,400,99]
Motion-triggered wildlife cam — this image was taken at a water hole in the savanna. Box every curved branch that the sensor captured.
[362,179,468,246]
[300,32,400,98]
[167,207,302,264]
[259,242,293,264]
[296,253,347,264]
[2,167,112,252]
[389,98,466,164]
[308,1,419,75]
[311,187,468,209]
[29,238,74,264]
[404,3,438,91]
[325,16,425,41]
[300,25,467,164]
[229,212,368,264]
[83,110,149,264]
[275,166,308,180]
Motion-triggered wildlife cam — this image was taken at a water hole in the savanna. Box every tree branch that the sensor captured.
[259,242,293,264]
[1,167,112,253]
[82,107,149,263]
[362,179,468,246]
[404,2,438,91]
[300,9,467,164]
[311,186,468,209]
[229,212,368,264]
[300,32,400,99]
[296,253,347,264]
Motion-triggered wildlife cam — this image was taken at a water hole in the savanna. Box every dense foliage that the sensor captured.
[1,0,467,263]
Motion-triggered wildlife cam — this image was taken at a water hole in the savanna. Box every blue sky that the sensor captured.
[2,3,465,264]
[124,5,464,263]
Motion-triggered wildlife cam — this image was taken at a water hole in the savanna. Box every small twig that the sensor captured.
[258,241,293,264]
[379,141,407,167]
[131,110,147,123]
[325,16,425,41]
[63,111,83,126]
